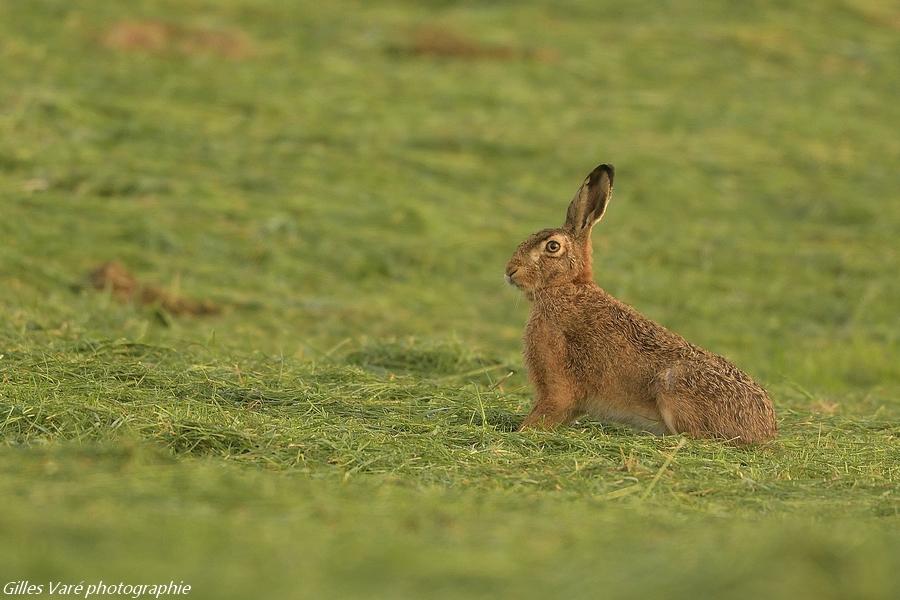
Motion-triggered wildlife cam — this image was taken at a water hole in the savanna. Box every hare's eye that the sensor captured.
[545,240,561,253]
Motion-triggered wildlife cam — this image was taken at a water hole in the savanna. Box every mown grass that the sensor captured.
[2,338,898,599]
[1,0,899,598]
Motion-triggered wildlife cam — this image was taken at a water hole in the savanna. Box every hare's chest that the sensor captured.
[523,315,567,384]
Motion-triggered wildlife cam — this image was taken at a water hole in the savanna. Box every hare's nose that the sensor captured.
[505,266,519,277]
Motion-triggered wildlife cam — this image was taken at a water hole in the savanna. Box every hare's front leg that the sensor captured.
[518,382,579,431]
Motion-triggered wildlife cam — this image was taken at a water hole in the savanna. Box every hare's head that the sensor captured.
[505,164,614,295]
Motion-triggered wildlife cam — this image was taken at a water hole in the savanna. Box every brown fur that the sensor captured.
[505,164,777,444]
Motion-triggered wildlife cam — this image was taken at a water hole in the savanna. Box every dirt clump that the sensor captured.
[88,261,220,316]
[394,25,557,62]
[102,19,253,59]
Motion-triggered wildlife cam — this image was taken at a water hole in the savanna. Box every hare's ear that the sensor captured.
[564,163,614,234]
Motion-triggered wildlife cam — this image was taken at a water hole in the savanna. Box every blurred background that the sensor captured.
[1,1,899,597]
[2,0,899,400]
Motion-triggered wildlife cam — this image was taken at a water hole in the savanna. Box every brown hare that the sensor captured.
[505,164,776,444]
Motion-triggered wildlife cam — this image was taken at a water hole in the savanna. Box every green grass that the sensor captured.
[1,0,899,598]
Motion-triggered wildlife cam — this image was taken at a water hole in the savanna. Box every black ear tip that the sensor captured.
[588,163,615,185]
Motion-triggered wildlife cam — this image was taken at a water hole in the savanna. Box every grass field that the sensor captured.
[2,1,899,598]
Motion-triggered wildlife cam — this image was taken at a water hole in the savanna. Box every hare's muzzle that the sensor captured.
[505,267,519,287]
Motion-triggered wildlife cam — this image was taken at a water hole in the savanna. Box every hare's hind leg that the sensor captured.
[653,363,776,444]
[653,365,704,437]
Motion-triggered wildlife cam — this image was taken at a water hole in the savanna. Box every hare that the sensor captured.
[505,164,776,444]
